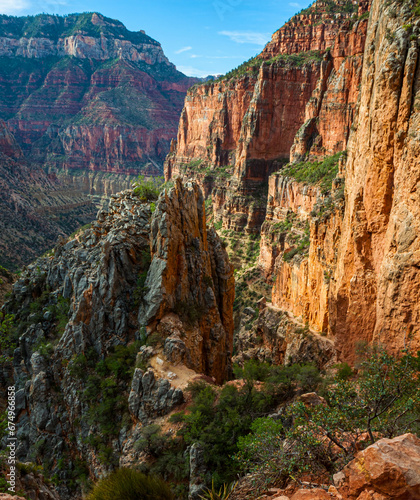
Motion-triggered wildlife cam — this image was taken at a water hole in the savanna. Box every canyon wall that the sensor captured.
[165,0,370,233]
[329,0,420,359]
[0,13,197,197]
[261,0,420,361]
[0,120,96,270]
[165,0,420,360]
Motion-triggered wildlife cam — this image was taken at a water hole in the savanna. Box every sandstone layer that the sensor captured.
[165,0,370,234]
[328,0,420,360]
[261,0,420,361]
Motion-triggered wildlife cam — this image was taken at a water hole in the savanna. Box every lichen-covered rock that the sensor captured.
[128,367,183,422]
[234,305,335,369]
[188,443,209,500]
[3,180,233,496]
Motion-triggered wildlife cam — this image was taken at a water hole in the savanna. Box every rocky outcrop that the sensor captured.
[165,58,324,232]
[128,367,184,422]
[289,16,368,162]
[0,12,166,63]
[234,0,420,362]
[335,433,420,499]
[142,179,234,383]
[260,0,369,58]
[234,305,335,369]
[2,180,232,496]
[0,13,197,196]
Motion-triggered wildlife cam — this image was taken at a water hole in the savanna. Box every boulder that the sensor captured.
[336,433,420,499]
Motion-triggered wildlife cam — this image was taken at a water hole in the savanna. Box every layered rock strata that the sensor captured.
[0,120,96,270]
[165,0,371,233]
[0,13,197,195]
[261,0,420,360]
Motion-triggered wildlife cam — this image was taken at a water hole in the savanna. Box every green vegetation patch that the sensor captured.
[283,223,310,262]
[133,175,167,202]
[217,50,323,82]
[0,13,158,45]
[281,152,344,194]
[87,468,174,500]
[235,348,420,492]
[294,0,357,18]
[68,343,141,465]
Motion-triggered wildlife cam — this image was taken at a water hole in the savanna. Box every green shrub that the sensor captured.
[335,362,353,380]
[87,468,174,500]
[135,425,167,457]
[235,348,420,491]
[133,175,165,202]
[173,301,206,325]
[217,50,323,82]
[173,361,321,487]
[85,342,140,437]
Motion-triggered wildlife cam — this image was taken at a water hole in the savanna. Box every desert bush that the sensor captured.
[87,468,174,500]
[133,175,165,202]
[235,348,420,491]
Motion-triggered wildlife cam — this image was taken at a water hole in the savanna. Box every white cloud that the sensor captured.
[218,31,270,46]
[175,46,193,54]
[208,55,243,59]
[0,0,30,14]
[190,54,202,59]
[177,65,216,78]
[289,2,302,7]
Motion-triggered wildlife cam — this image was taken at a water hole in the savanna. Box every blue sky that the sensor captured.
[0,0,310,77]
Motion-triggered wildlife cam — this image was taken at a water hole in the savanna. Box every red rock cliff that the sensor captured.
[329,0,420,360]
[165,0,370,233]
[265,0,420,361]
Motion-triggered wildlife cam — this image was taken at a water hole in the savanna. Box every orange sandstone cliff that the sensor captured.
[165,0,420,361]
[165,0,370,234]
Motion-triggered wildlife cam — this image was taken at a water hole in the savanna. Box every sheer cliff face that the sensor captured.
[165,0,370,233]
[330,0,420,359]
[264,0,420,361]
[260,0,370,58]
[0,13,197,189]
[165,0,420,360]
